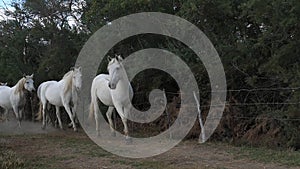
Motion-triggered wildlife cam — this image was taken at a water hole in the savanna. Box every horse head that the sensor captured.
[72,67,82,91]
[23,74,35,92]
[107,55,124,90]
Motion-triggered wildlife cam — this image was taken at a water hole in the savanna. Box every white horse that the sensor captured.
[0,74,35,126]
[37,67,82,131]
[89,55,133,141]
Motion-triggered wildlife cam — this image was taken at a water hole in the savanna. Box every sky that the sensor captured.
[0,0,14,20]
[0,0,83,28]
[0,0,12,8]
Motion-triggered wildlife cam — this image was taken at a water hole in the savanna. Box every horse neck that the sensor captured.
[61,72,73,95]
[13,78,25,95]
[71,84,78,101]
[115,68,130,94]
[60,73,78,103]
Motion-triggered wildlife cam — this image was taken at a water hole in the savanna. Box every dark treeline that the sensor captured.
[0,0,299,149]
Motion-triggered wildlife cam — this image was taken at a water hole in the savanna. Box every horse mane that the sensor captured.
[63,70,74,94]
[14,78,26,94]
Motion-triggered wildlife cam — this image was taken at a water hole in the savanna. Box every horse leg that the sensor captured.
[106,107,115,136]
[121,116,128,137]
[115,105,131,143]
[72,100,79,124]
[3,109,9,122]
[18,108,24,127]
[93,101,101,137]
[44,103,50,125]
[69,105,78,127]
[19,108,23,122]
[47,104,58,127]
[41,100,53,129]
[41,103,47,129]
[12,106,21,128]
[55,106,63,129]
[63,103,77,132]
[124,106,132,144]
[120,116,132,144]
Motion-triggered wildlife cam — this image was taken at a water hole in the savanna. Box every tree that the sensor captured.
[0,0,299,148]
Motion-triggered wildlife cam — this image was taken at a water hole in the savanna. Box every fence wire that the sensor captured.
[131,86,300,121]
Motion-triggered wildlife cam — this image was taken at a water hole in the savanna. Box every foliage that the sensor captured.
[0,0,87,85]
[0,0,299,148]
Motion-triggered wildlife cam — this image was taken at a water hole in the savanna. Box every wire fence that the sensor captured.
[130,86,300,122]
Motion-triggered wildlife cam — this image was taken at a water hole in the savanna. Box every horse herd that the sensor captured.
[0,56,133,141]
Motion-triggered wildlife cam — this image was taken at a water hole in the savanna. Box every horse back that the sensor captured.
[0,86,12,108]
[92,74,114,106]
[39,81,63,105]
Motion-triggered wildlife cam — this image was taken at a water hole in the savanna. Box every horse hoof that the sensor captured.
[41,126,45,130]
[74,128,78,132]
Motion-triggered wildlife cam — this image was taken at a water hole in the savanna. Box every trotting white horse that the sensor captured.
[89,55,133,141]
[37,67,82,131]
[0,74,35,126]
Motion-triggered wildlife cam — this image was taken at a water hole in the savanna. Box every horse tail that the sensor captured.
[35,84,44,121]
[88,100,94,123]
[88,80,97,124]
[35,101,43,121]
[37,84,42,99]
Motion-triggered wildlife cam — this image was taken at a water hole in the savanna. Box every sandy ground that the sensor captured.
[0,120,299,169]
[0,119,56,135]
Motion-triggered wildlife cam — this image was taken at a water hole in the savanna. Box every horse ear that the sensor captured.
[117,55,123,62]
[107,56,112,62]
[30,74,34,78]
[77,66,82,72]
[70,67,75,71]
[23,73,26,78]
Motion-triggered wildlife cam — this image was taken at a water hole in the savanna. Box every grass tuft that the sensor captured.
[0,150,26,169]
[229,145,300,166]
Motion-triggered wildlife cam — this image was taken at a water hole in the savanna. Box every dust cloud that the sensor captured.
[0,118,56,135]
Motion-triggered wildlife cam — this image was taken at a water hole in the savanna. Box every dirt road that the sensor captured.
[0,121,299,169]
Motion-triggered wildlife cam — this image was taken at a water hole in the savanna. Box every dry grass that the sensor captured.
[0,129,299,169]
